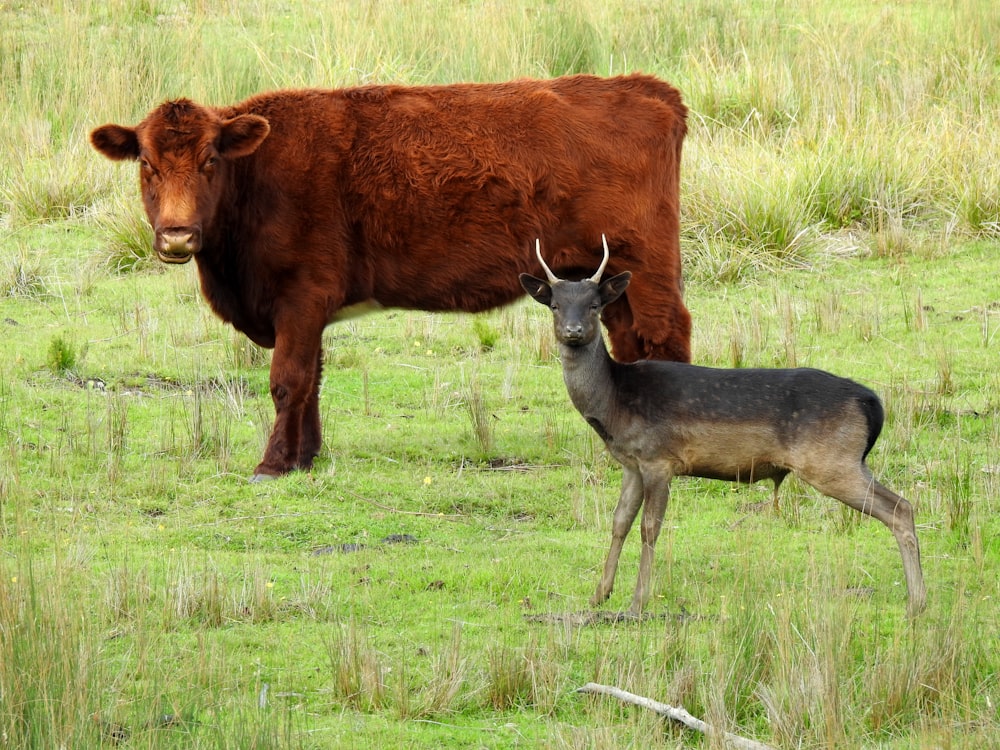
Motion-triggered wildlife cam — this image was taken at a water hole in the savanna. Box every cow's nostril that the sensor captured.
[157,226,201,253]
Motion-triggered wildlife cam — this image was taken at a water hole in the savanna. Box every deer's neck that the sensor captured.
[559,336,616,423]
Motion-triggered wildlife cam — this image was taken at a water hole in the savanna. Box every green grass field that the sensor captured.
[2,1,999,747]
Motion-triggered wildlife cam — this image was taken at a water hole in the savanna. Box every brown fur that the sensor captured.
[90,74,691,478]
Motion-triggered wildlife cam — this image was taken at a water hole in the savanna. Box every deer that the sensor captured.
[519,237,926,618]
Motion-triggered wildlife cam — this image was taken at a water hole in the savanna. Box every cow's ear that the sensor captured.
[90,124,140,161]
[519,274,553,306]
[599,271,631,306]
[218,114,270,159]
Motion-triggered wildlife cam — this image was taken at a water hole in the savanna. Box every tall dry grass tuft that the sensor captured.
[0,242,51,299]
[94,195,155,273]
[2,149,98,226]
[166,562,226,628]
[104,559,153,626]
[462,376,495,456]
[405,621,469,718]
[325,616,387,712]
[754,592,854,748]
[866,589,997,740]
[486,639,535,711]
[0,560,105,747]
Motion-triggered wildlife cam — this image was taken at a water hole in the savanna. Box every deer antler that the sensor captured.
[536,236,611,284]
[590,235,611,283]
[535,239,560,283]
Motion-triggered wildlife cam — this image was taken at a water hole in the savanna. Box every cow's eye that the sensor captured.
[203,156,218,171]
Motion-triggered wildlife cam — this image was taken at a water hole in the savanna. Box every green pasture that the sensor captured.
[1,1,999,747]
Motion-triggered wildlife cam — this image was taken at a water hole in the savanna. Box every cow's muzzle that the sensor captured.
[155,227,201,264]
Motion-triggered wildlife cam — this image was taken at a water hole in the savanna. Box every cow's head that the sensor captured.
[90,99,270,264]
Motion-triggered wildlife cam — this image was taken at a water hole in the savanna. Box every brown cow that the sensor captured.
[90,73,690,480]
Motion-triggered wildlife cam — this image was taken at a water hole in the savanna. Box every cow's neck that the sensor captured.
[193,231,276,349]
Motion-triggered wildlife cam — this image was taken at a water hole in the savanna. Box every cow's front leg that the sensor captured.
[297,347,324,470]
[253,321,324,480]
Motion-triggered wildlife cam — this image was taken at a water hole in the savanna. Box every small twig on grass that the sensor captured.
[576,683,776,750]
[412,719,499,733]
[343,489,469,522]
[525,608,708,626]
[192,511,330,527]
[190,492,468,527]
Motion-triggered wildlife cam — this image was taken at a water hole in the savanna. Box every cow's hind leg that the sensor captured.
[602,268,691,363]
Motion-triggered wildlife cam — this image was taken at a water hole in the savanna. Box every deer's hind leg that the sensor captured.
[628,463,673,614]
[806,465,926,617]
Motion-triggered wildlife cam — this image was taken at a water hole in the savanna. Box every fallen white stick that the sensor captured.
[576,682,776,750]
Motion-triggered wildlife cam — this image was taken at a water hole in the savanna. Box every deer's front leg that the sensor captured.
[592,464,643,607]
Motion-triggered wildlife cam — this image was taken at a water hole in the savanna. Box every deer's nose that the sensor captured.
[561,323,586,343]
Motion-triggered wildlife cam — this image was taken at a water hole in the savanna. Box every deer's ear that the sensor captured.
[519,274,553,306]
[599,272,631,306]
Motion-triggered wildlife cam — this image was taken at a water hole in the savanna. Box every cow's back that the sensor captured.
[334,74,686,312]
[212,75,687,336]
